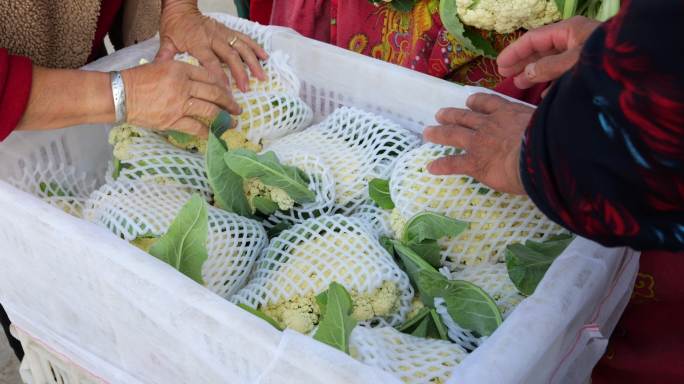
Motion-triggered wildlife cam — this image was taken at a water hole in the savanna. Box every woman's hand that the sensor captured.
[497,16,601,89]
[122,60,237,138]
[157,0,269,92]
[423,93,534,195]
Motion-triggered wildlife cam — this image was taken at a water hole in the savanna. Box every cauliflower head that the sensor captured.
[243,177,296,214]
[235,216,412,333]
[262,281,401,334]
[260,231,402,332]
[220,129,262,152]
[263,295,320,334]
[109,124,149,161]
[167,133,208,154]
[455,0,561,34]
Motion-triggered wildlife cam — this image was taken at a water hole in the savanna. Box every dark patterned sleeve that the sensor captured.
[519,0,684,251]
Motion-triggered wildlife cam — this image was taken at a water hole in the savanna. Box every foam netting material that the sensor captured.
[176,46,313,146]
[350,326,468,384]
[108,126,211,198]
[175,50,300,96]
[84,181,267,298]
[234,90,313,145]
[434,298,483,351]
[229,52,313,145]
[434,263,526,351]
[6,162,98,218]
[451,263,524,319]
[232,214,414,327]
[390,143,566,268]
[267,107,421,215]
[350,202,394,239]
[262,149,337,226]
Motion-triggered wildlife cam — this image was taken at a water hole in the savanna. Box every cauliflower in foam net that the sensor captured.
[390,143,565,267]
[266,107,420,214]
[84,181,268,299]
[261,233,403,333]
[350,326,468,384]
[233,215,414,334]
[243,177,295,213]
[107,125,212,198]
[455,0,561,34]
[171,52,312,151]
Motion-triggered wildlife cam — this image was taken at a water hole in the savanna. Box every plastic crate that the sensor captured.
[0,14,639,384]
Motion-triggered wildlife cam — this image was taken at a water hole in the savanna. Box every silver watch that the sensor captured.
[110,71,127,124]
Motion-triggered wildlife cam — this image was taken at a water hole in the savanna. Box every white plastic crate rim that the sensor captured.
[0,13,639,384]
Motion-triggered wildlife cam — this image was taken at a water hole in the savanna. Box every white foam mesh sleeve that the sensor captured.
[176,47,312,145]
[390,143,565,267]
[433,298,484,351]
[434,263,525,350]
[262,149,336,226]
[7,162,97,218]
[450,263,524,319]
[84,181,267,298]
[350,326,467,384]
[234,91,313,145]
[111,131,211,198]
[267,107,420,215]
[232,215,413,326]
[350,203,394,239]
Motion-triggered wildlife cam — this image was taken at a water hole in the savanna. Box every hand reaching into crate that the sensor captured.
[157,0,269,92]
[423,93,532,195]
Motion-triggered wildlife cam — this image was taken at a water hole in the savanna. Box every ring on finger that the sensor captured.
[229,35,239,47]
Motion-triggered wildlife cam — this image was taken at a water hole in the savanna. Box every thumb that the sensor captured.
[155,36,179,62]
[513,47,582,89]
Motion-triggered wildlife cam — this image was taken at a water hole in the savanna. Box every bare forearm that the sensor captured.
[16,66,115,131]
[162,0,199,14]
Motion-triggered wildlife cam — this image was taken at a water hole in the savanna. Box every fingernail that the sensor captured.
[210,110,233,134]
[525,63,536,79]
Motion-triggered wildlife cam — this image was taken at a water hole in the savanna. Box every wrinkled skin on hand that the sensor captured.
[497,16,601,90]
[121,60,237,137]
[423,93,534,195]
[157,1,269,92]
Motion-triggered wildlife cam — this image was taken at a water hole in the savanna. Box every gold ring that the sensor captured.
[229,35,239,47]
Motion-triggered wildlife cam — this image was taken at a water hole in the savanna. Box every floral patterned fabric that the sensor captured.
[256,0,522,88]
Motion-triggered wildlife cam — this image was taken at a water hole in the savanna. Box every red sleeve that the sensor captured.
[250,0,274,25]
[0,48,33,141]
